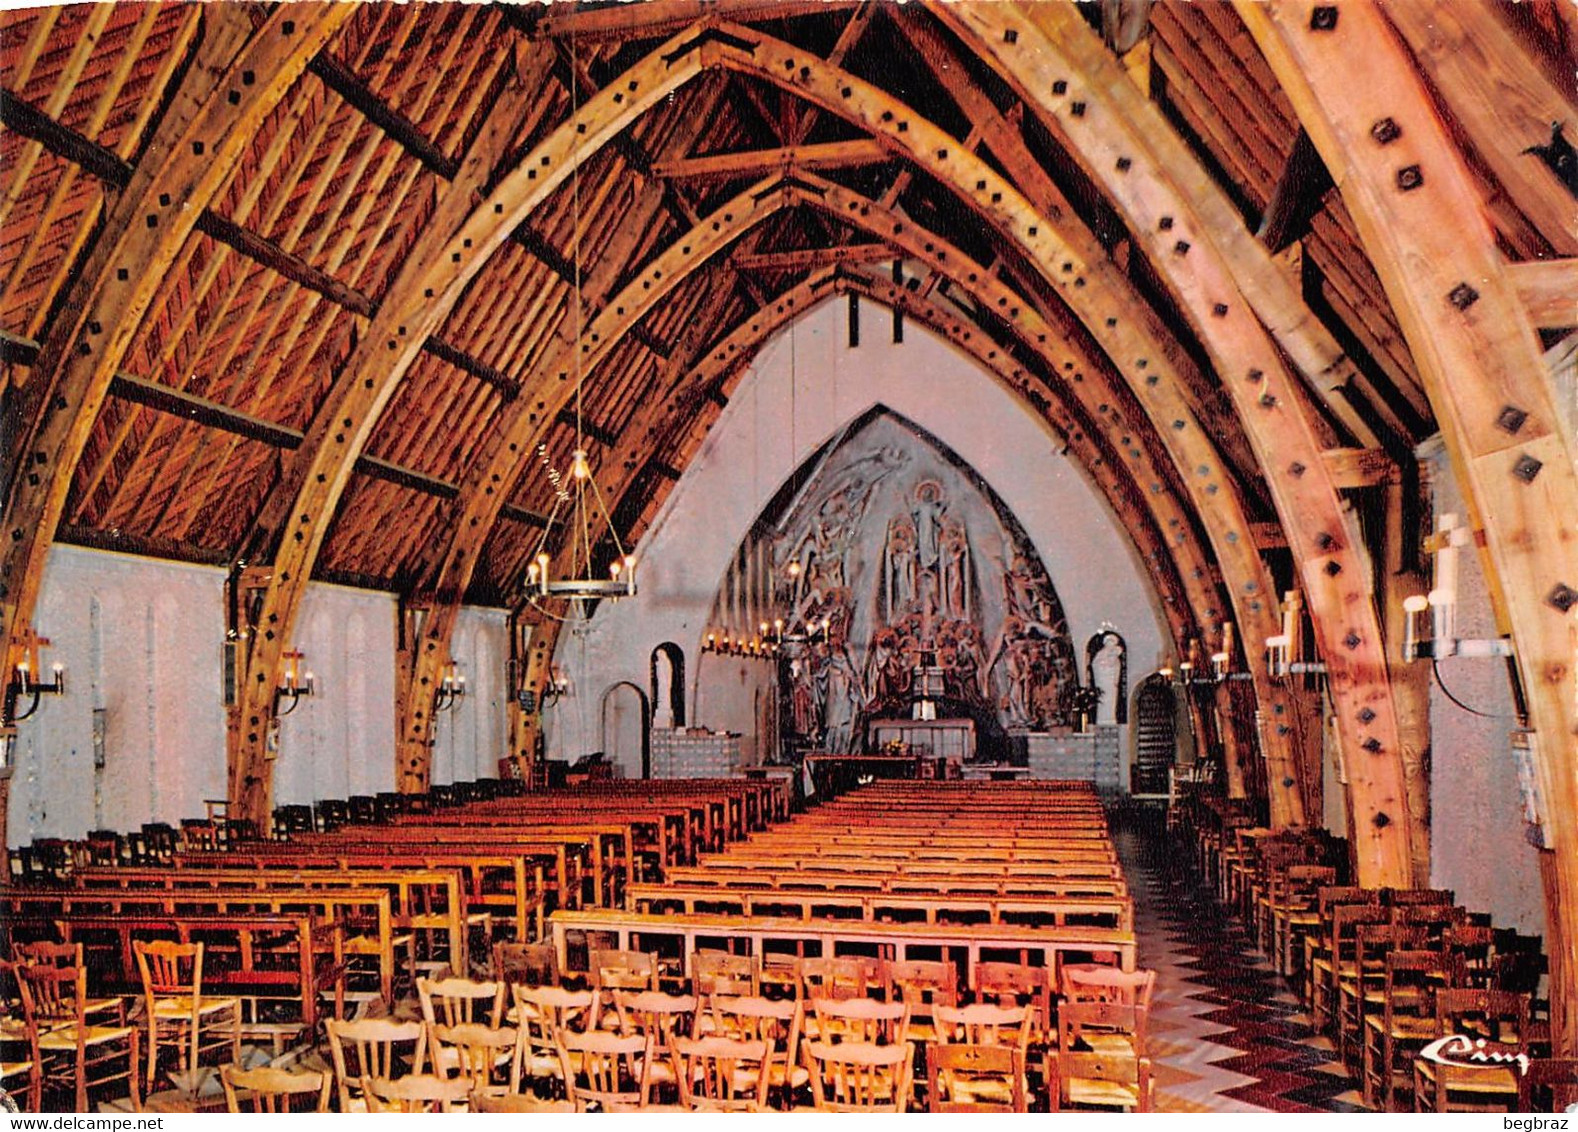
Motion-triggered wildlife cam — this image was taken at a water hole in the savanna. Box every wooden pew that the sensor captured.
[625,883,1133,930]
[548,907,1137,984]
[67,869,404,1005]
[6,909,343,1041]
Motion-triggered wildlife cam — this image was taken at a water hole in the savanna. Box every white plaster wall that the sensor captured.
[8,544,508,843]
[9,545,226,842]
[546,298,1167,778]
[430,606,510,784]
[1422,443,1544,934]
[271,582,398,805]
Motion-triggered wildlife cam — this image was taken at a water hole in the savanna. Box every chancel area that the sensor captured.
[1,0,1576,1115]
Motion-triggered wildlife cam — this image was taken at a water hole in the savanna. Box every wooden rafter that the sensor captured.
[652,139,891,180]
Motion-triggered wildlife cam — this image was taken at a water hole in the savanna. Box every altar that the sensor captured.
[867,717,976,761]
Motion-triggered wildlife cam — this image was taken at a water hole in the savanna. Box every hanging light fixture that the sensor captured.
[522,34,636,624]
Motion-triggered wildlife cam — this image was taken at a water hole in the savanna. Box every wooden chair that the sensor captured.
[1061,962,1156,1054]
[1360,949,1452,1111]
[800,956,884,1005]
[708,996,806,1107]
[220,1064,331,1113]
[934,1002,1032,1052]
[590,949,658,994]
[692,950,757,998]
[672,1036,772,1112]
[361,1073,473,1112]
[474,1093,576,1112]
[971,961,1053,1042]
[14,943,125,1026]
[132,940,240,1091]
[886,959,957,1042]
[1338,923,1421,1067]
[1302,886,1377,1009]
[326,1016,426,1112]
[1312,902,1390,1036]
[556,1030,653,1111]
[0,960,42,1111]
[1270,865,1338,978]
[493,941,558,991]
[1412,989,1530,1112]
[803,1040,911,1112]
[927,1043,1027,1112]
[808,997,910,1046]
[433,1022,521,1099]
[1049,1047,1154,1112]
[416,975,502,1073]
[1516,1058,1578,1114]
[513,985,595,1094]
[17,959,140,1112]
[606,990,695,1096]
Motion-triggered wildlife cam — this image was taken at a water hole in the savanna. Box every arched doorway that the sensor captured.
[599,681,651,779]
[1131,674,1177,796]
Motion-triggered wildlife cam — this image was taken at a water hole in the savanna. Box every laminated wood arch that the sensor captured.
[1237,0,1578,1058]
[0,3,353,845]
[386,33,1305,810]
[927,3,1419,885]
[401,170,1267,798]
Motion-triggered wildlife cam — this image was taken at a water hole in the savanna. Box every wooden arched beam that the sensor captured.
[933,4,1419,884]
[1239,0,1578,1057]
[229,20,1304,820]
[404,169,1264,799]
[222,24,713,828]
[514,265,1213,772]
[0,5,352,845]
[383,35,1299,808]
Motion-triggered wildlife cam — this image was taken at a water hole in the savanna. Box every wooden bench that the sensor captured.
[8,910,344,1042]
[548,908,1137,985]
[175,851,473,961]
[67,869,406,1005]
[625,883,1132,931]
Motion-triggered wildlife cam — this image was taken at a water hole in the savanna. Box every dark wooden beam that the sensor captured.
[732,243,895,271]
[195,209,379,318]
[1256,128,1333,253]
[421,335,518,399]
[652,139,890,180]
[0,89,132,186]
[628,323,672,361]
[307,51,459,180]
[55,523,233,567]
[510,221,580,286]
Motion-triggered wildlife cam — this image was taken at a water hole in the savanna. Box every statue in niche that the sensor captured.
[787,646,820,742]
[1087,630,1128,726]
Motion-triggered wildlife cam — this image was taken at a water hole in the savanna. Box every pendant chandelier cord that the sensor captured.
[570,32,585,459]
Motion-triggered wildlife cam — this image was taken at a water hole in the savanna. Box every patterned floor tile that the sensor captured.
[1113,804,1375,1114]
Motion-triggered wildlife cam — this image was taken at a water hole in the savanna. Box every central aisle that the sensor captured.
[1111,805,1371,1113]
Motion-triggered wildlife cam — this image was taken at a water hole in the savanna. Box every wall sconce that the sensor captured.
[541,665,571,707]
[275,649,315,716]
[435,661,467,713]
[1401,513,1514,662]
[5,632,65,725]
[1265,591,1326,680]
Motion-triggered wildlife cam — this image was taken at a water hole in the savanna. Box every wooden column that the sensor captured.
[1239,0,1578,1053]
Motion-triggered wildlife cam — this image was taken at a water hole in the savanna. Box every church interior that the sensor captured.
[1,0,1576,1115]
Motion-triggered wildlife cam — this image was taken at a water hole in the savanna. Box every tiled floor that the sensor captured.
[1113,805,1372,1113]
